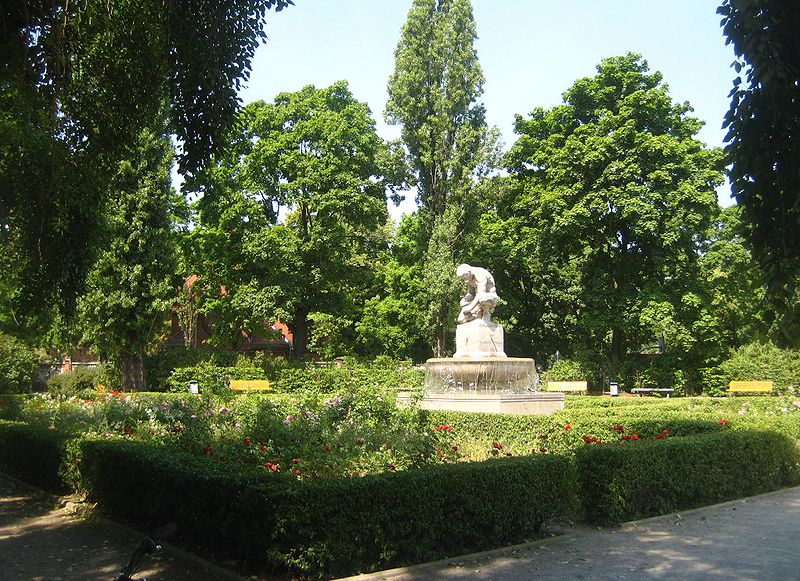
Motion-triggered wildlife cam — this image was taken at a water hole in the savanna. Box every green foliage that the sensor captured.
[144,348,239,392]
[577,430,800,524]
[714,342,800,395]
[718,0,800,344]
[505,53,725,382]
[188,82,392,358]
[47,367,101,398]
[77,126,181,390]
[167,364,264,395]
[0,333,38,393]
[0,0,293,327]
[386,0,496,356]
[543,359,593,382]
[0,421,71,493]
[76,437,577,577]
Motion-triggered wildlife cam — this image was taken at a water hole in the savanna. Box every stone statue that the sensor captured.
[453,264,506,358]
[456,264,499,324]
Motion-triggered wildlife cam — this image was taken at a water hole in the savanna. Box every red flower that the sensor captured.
[260,446,268,452]
[564,423,572,431]
[243,437,251,446]
[539,448,547,454]
[451,445,459,452]
[492,442,503,450]
[294,469,301,476]
[612,424,624,432]
[632,434,639,440]
[123,426,133,436]
[655,433,667,440]
[433,424,453,432]
[292,459,300,465]
[202,445,213,456]
[437,452,444,459]
[719,419,730,426]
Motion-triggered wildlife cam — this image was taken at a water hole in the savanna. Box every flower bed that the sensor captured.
[3,391,800,576]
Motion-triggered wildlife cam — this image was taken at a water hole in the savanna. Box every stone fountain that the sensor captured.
[403,264,565,415]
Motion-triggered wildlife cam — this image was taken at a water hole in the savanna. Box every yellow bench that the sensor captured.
[545,381,588,393]
[727,380,773,394]
[230,380,272,393]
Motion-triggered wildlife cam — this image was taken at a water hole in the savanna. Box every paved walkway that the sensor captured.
[0,473,245,581]
[3,470,800,580]
[347,486,800,581]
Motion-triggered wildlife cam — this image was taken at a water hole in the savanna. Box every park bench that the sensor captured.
[545,380,588,394]
[727,380,773,395]
[229,379,272,393]
[631,388,674,397]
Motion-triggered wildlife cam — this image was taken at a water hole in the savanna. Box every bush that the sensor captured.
[144,348,239,391]
[47,366,101,397]
[167,363,265,394]
[711,342,800,395]
[0,421,71,492]
[77,438,578,577]
[576,429,800,525]
[0,333,38,393]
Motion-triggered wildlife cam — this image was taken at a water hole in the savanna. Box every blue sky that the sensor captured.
[239,0,737,213]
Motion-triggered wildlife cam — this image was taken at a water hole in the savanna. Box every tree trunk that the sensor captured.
[121,351,146,392]
[293,305,310,360]
[611,326,625,374]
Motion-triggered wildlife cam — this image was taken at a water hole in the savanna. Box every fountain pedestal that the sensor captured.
[411,263,565,416]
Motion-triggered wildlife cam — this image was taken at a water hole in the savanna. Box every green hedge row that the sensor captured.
[0,421,70,493]
[577,430,800,524]
[77,439,577,577]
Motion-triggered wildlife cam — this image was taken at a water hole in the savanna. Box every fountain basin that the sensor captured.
[424,357,538,393]
[398,390,565,415]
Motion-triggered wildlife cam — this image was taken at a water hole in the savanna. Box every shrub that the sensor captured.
[77,438,578,577]
[712,342,800,395]
[167,363,265,394]
[47,366,101,397]
[576,430,800,524]
[542,358,591,383]
[0,333,38,393]
[0,421,70,492]
[144,348,239,391]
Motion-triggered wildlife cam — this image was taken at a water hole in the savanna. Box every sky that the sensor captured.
[238,0,738,215]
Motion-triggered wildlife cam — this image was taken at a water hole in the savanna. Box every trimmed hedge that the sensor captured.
[577,430,800,525]
[0,421,70,493]
[77,438,577,577]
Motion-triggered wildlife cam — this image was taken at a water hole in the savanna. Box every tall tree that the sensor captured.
[718,0,800,345]
[0,0,292,329]
[78,127,181,391]
[386,0,495,356]
[190,82,394,359]
[507,54,725,384]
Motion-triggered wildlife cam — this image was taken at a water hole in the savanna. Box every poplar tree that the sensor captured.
[386,0,491,356]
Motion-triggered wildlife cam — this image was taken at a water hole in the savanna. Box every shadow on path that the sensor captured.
[0,473,244,581]
[347,486,800,581]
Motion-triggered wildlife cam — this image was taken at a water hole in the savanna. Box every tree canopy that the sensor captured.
[0,0,292,328]
[718,0,800,346]
[189,82,393,359]
[504,53,725,382]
